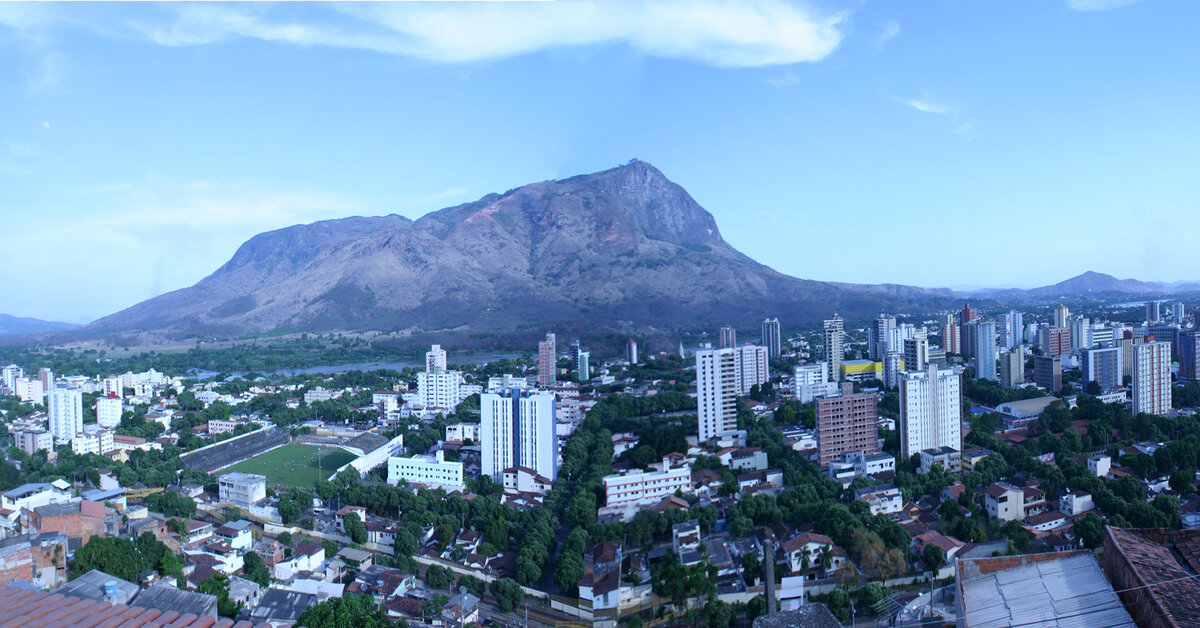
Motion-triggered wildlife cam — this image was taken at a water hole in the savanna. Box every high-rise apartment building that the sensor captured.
[761,318,782,358]
[719,325,737,350]
[13,378,43,403]
[1119,334,1135,381]
[734,345,770,396]
[882,353,905,389]
[426,344,447,373]
[696,348,739,441]
[1041,326,1071,358]
[0,365,22,393]
[870,314,897,361]
[942,314,961,355]
[1033,356,1062,394]
[47,387,83,443]
[816,383,879,468]
[962,303,978,325]
[1147,301,1162,324]
[417,370,463,409]
[481,389,557,481]
[962,321,979,359]
[1172,301,1186,323]
[1081,346,1123,393]
[626,339,638,365]
[1180,332,1200,382]
[904,337,929,374]
[1054,304,1070,328]
[823,314,844,382]
[1132,341,1172,416]
[999,348,1024,389]
[972,321,997,381]
[572,340,590,383]
[37,368,53,393]
[537,333,557,387]
[1070,317,1091,352]
[1003,311,1024,350]
[900,364,962,460]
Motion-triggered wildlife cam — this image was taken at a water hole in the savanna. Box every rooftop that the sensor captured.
[0,584,263,628]
[54,569,139,605]
[132,583,218,618]
[957,551,1134,628]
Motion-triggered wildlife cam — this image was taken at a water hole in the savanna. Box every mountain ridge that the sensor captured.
[59,161,960,343]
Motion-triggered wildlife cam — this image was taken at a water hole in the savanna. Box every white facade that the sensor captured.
[388,450,464,489]
[899,364,962,460]
[797,381,840,404]
[1132,341,1172,416]
[486,374,529,392]
[14,377,43,403]
[602,458,691,507]
[823,315,844,382]
[426,344,448,373]
[417,370,463,409]
[733,345,770,396]
[1088,455,1112,477]
[883,353,905,389]
[445,422,480,443]
[219,472,267,508]
[696,348,738,441]
[793,363,828,387]
[0,365,23,393]
[1070,317,1092,352]
[96,396,124,428]
[47,387,83,443]
[72,426,114,455]
[481,389,557,482]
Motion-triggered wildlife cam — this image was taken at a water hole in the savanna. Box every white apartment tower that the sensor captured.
[899,364,962,460]
[481,389,557,482]
[734,344,770,396]
[823,314,845,382]
[417,370,463,409]
[870,314,897,361]
[426,344,448,373]
[696,348,739,441]
[719,325,737,350]
[761,318,782,358]
[96,395,124,428]
[47,387,83,443]
[1054,304,1070,328]
[1132,341,1172,416]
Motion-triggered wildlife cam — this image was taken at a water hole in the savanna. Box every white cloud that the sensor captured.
[766,70,801,87]
[1067,0,1142,11]
[896,94,956,116]
[875,20,900,49]
[122,1,847,68]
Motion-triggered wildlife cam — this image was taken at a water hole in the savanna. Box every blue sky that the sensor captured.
[1,0,1197,323]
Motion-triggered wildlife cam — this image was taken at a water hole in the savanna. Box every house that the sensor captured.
[441,592,481,628]
[960,448,992,471]
[915,530,965,563]
[1024,511,1072,534]
[2,483,72,513]
[1059,490,1094,516]
[274,543,326,580]
[501,467,553,495]
[854,485,903,515]
[783,532,846,577]
[984,484,1025,521]
[717,447,769,471]
[182,520,214,546]
[213,520,254,551]
[26,500,107,545]
[335,506,368,533]
[738,469,784,492]
[672,520,702,565]
[349,565,418,602]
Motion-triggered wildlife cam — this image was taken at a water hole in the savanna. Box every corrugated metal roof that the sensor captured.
[0,584,267,627]
[960,553,1135,628]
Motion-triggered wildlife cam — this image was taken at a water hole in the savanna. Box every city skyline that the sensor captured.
[4,1,1200,322]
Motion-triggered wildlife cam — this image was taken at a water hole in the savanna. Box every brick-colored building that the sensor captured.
[0,533,68,589]
[26,500,107,545]
[1103,526,1200,627]
[816,383,879,468]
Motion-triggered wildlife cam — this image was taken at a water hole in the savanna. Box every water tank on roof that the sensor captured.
[104,580,117,598]
[377,579,385,587]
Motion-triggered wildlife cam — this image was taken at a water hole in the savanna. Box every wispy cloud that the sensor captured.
[894,92,975,139]
[1067,0,1142,11]
[766,70,801,87]
[875,20,900,50]
[117,1,847,68]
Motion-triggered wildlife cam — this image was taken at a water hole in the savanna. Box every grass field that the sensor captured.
[225,444,357,488]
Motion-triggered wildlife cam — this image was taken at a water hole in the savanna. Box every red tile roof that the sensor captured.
[0,585,266,627]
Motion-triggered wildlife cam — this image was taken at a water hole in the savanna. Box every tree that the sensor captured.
[923,543,945,572]
[456,575,486,598]
[296,593,400,628]
[344,512,368,544]
[197,572,239,618]
[276,531,293,547]
[243,551,271,587]
[554,552,585,595]
[489,578,525,613]
[425,564,452,589]
[1074,513,1105,549]
[147,491,196,518]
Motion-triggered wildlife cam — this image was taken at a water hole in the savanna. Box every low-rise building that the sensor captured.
[602,457,691,508]
[1059,490,1094,516]
[854,485,903,515]
[919,446,962,474]
[387,450,464,489]
[219,472,267,508]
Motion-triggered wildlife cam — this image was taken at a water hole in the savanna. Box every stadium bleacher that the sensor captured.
[180,426,291,473]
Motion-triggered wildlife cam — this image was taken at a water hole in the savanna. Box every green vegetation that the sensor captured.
[296,593,403,628]
[72,533,181,583]
[225,444,356,488]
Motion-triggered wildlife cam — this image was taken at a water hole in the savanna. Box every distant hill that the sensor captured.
[962,271,1200,302]
[64,161,958,344]
[0,314,76,337]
